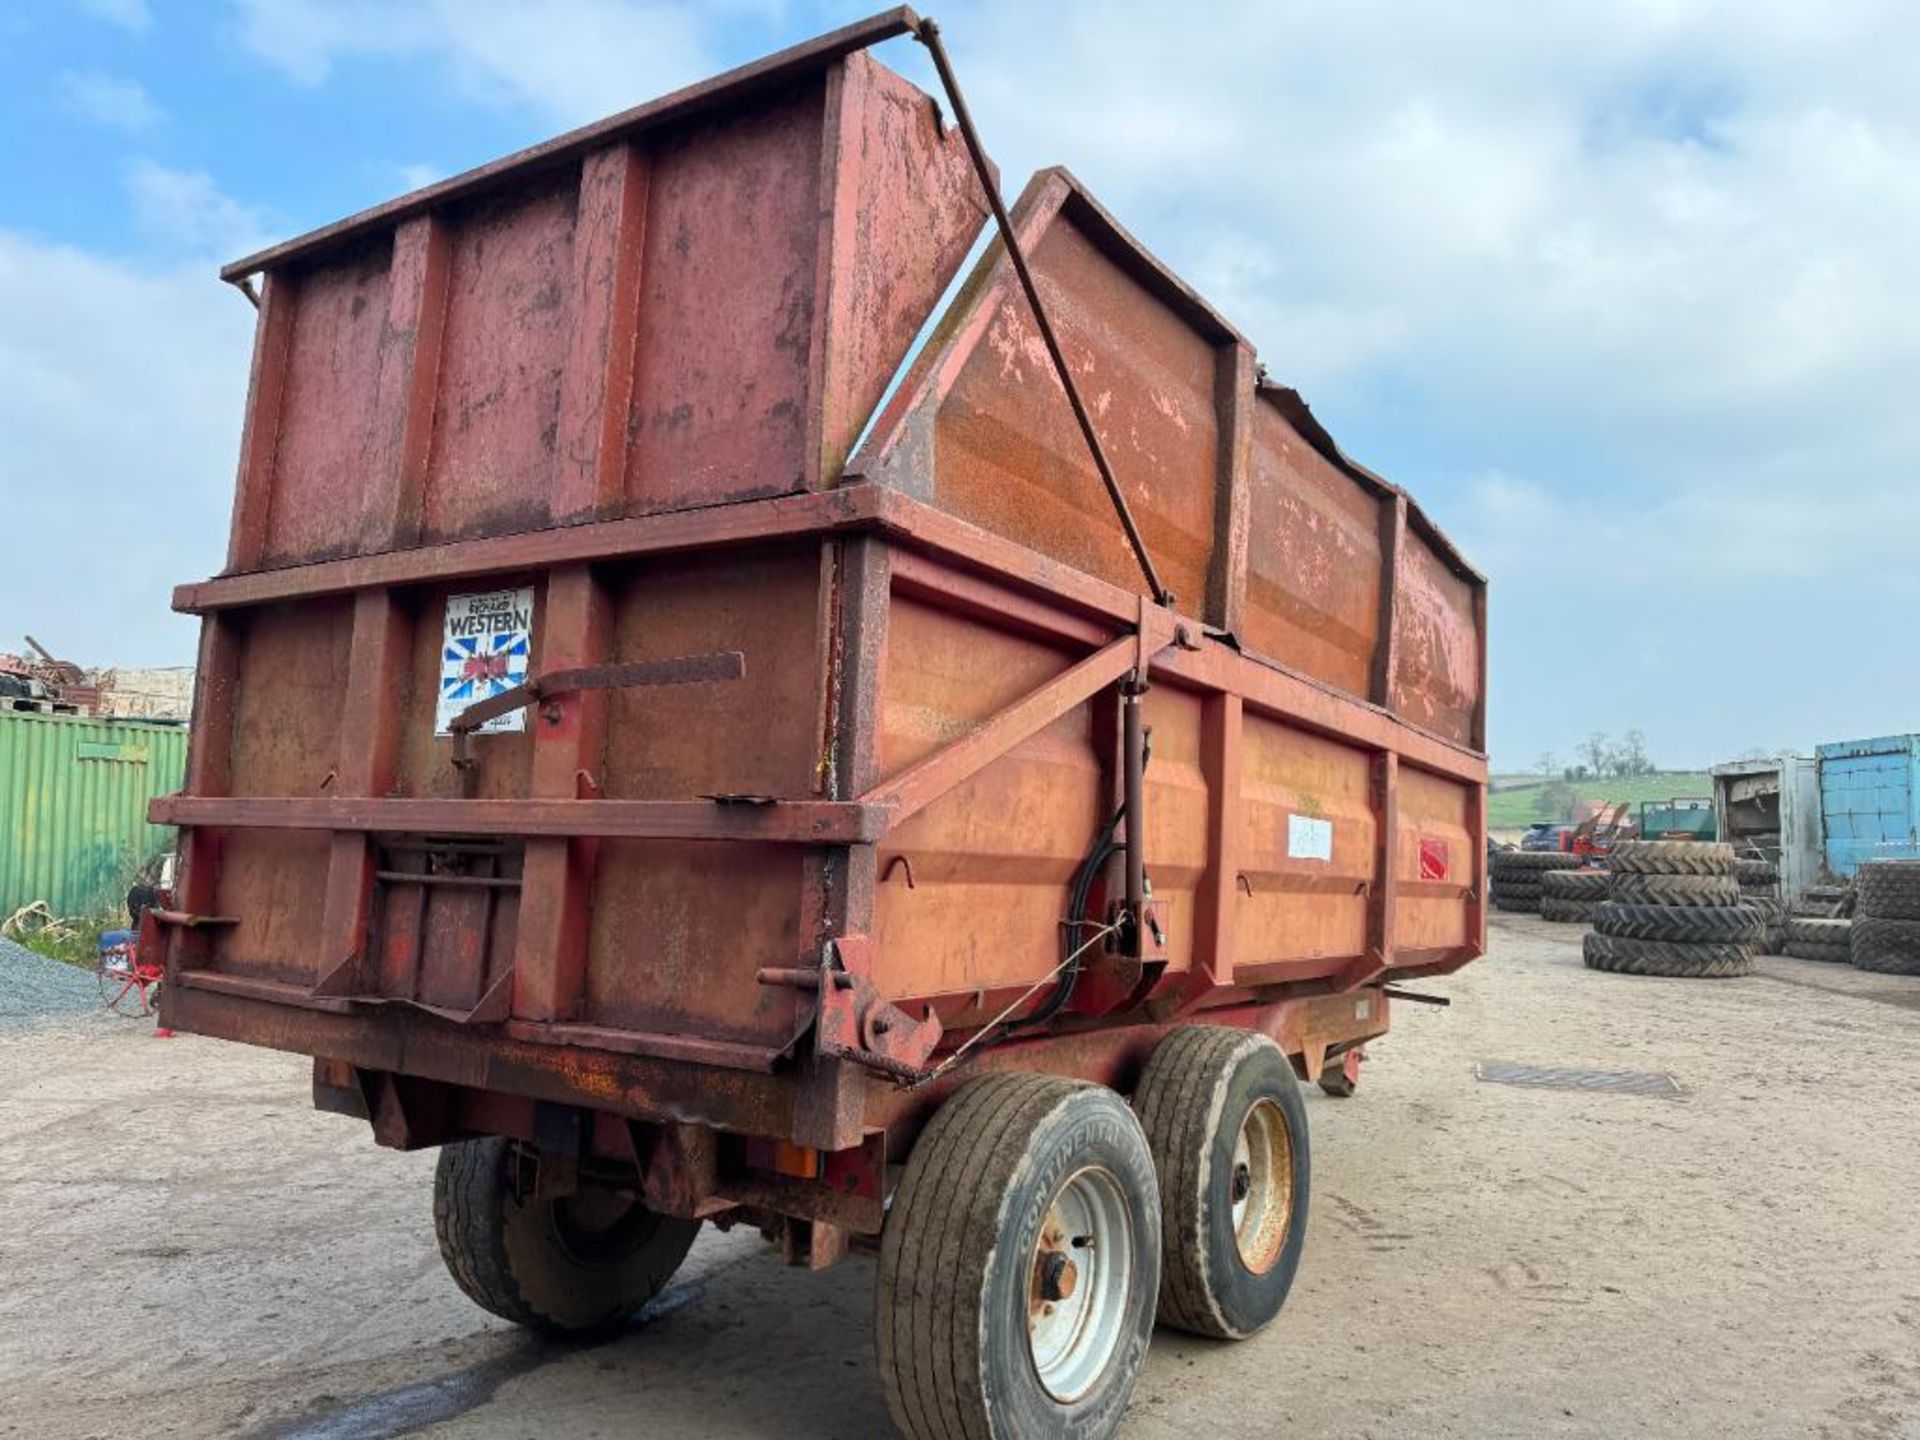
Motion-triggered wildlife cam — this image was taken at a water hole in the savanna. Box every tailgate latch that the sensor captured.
[757,933,943,1085]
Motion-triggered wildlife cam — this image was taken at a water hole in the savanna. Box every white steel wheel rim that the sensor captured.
[1230,1098,1293,1274]
[1027,1165,1133,1404]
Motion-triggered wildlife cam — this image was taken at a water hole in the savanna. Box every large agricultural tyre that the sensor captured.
[1540,897,1598,923]
[1582,932,1752,978]
[1607,873,1742,908]
[1795,884,1849,917]
[1492,851,1586,873]
[1849,916,1920,975]
[1493,893,1542,914]
[1541,869,1609,901]
[1608,840,1737,877]
[1591,901,1764,946]
[1133,1027,1311,1340]
[433,1138,700,1338]
[1782,916,1852,963]
[877,1074,1160,1440]
[1735,858,1779,886]
[1855,861,1920,921]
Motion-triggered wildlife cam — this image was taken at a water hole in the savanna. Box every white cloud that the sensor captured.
[59,70,163,133]
[232,0,716,124]
[0,231,251,666]
[127,160,277,258]
[77,0,152,32]
[396,162,442,191]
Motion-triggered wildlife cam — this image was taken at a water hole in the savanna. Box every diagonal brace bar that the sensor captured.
[912,16,1173,608]
[860,611,1174,831]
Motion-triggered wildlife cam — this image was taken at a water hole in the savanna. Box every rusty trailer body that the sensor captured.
[152,11,1485,1433]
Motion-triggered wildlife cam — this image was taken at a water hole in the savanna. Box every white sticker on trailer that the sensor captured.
[435,587,535,736]
[1287,814,1334,862]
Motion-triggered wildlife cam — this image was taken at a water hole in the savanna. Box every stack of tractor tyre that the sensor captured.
[1782,915,1852,963]
[1540,867,1608,923]
[1490,851,1582,913]
[1795,883,1850,918]
[1735,857,1784,953]
[1850,860,1920,976]
[1583,841,1759,978]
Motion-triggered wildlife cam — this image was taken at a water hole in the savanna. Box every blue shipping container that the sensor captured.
[1816,734,1920,876]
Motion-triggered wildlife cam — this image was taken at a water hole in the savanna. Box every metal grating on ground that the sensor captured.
[1474,1060,1684,1097]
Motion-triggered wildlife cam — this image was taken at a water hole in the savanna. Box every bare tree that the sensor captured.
[1580,731,1610,776]
[1619,728,1652,778]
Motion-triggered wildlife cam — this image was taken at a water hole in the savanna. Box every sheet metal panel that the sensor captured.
[0,712,186,917]
[1817,734,1920,875]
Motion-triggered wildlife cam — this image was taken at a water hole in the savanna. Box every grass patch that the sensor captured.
[2,906,120,969]
[1488,772,1714,830]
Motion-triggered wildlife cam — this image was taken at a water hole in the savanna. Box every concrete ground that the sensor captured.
[3,916,1918,1440]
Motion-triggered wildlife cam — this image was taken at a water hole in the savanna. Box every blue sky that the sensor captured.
[2,1,1915,770]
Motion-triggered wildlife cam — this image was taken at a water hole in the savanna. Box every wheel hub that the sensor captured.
[1027,1166,1132,1403]
[1229,1098,1294,1275]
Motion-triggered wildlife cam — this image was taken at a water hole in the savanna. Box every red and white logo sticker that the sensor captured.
[1418,836,1451,881]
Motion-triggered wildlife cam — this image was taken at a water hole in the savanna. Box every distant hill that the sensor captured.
[1487,772,1714,831]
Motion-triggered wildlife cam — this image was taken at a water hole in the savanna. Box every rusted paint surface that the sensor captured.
[1392,522,1482,747]
[1243,391,1382,695]
[258,242,392,567]
[864,170,1228,611]
[422,175,579,543]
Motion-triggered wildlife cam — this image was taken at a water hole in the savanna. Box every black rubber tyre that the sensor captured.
[1134,1027,1310,1339]
[1493,894,1542,914]
[1850,916,1920,975]
[1856,861,1920,921]
[877,1074,1160,1440]
[1735,858,1779,884]
[1606,873,1741,908]
[1541,869,1609,900]
[1785,939,1850,964]
[1540,897,1597,923]
[1784,916,1852,948]
[1582,932,1752,978]
[1608,840,1737,877]
[1592,901,1763,945]
[1491,852,1583,874]
[1762,927,1786,956]
[433,1139,700,1338]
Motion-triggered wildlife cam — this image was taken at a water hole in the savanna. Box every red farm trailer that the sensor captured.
[148,11,1487,1437]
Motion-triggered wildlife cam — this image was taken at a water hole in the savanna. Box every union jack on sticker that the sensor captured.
[435,587,534,736]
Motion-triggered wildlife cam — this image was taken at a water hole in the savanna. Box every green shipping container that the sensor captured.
[0,711,187,919]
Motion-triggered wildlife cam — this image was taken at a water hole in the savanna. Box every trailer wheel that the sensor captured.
[433,1138,700,1338]
[876,1074,1159,1440]
[1133,1027,1310,1339]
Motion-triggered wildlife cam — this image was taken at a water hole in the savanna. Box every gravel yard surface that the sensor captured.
[0,935,105,1029]
[2,914,1917,1439]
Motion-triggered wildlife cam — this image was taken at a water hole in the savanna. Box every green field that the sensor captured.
[1487,772,1713,831]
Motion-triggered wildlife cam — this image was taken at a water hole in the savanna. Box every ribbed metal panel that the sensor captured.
[1817,734,1920,876]
[0,712,188,918]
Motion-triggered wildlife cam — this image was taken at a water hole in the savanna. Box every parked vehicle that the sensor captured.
[1639,797,1716,841]
[145,15,1487,1437]
[1521,822,1575,851]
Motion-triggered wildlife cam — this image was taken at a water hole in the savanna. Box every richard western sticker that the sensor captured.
[436,587,534,736]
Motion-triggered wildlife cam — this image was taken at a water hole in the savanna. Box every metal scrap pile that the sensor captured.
[0,638,193,720]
